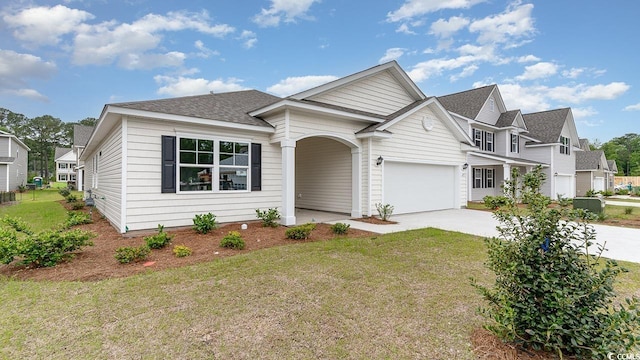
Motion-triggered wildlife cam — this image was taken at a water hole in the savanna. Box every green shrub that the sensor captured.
[71,202,85,210]
[600,189,613,197]
[115,245,150,264]
[285,223,316,240]
[2,215,33,234]
[144,224,173,249]
[0,227,19,264]
[375,203,394,221]
[172,245,192,257]
[616,189,629,195]
[220,231,245,250]
[471,166,640,358]
[625,207,633,215]
[482,195,510,210]
[17,229,95,267]
[65,194,78,203]
[556,194,572,207]
[255,208,281,228]
[585,189,597,197]
[192,212,218,234]
[58,188,71,198]
[64,211,92,228]
[330,222,350,235]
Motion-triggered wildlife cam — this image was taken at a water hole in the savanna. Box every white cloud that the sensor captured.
[379,48,406,63]
[0,49,56,101]
[72,11,235,68]
[571,106,598,118]
[515,62,558,81]
[267,75,339,97]
[547,82,630,103]
[407,55,477,82]
[517,55,540,63]
[387,0,485,22]
[194,40,220,58]
[2,5,94,47]
[469,2,535,47]
[154,75,247,97]
[450,64,479,82]
[562,67,585,79]
[396,23,416,35]
[429,16,470,38]
[623,103,640,111]
[239,30,258,49]
[495,83,551,112]
[253,0,320,27]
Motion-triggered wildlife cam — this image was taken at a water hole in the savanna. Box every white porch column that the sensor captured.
[503,164,511,181]
[351,148,362,218]
[281,139,296,226]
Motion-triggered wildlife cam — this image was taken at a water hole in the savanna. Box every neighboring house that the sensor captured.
[607,160,618,189]
[81,61,474,233]
[575,138,615,195]
[73,125,94,191]
[54,147,75,182]
[521,108,581,199]
[0,130,29,191]
[437,85,546,201]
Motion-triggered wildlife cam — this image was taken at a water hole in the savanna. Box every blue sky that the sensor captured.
[1,0,638,143]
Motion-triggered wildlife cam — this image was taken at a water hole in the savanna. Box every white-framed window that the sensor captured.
[472,128,495,152]
[511,133,519,153]
[560,136,570,155]
[59,174,67,181]
[473,167,495,189]
[178,137,249,193]
[59,163,68,169]
[70,174,76,181]
[489,98,495,112]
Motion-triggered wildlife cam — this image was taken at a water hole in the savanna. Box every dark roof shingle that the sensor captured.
[73,125,94,147]
[54,147,72,160]
[495,110,520,128]
[522,108,570,144]
[111,90,281,128]
[437,85,496,119]
[576,150,605,170]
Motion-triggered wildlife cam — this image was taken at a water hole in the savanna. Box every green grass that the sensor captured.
[608,197,640,203]
[1,228,637,359]
[0,189,80,232]
[603,204,639,221]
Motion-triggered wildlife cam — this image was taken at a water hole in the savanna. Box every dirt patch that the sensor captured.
[472,328,574,360]
[0,205,377,282]
[353,217,398,225]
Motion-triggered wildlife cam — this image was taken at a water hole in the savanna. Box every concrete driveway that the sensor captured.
[334,209,640,264]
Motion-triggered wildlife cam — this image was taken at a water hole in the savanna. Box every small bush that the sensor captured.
[192,212,218,234]
[0,228,19,264]
[64,211,92,228]
[285,223,316,240]
[616,189,629,195]
[71,202,85,210]
[144,224,173,249]
[585,189,597,197]
[330,222,350,235]
[58,188,71,198]
[115,245,150,264]
[375,203,394,221]
[220,231,245,249]
[256,208,281,228]
[625,207,634,215]
[65,194,78,203]
[600,189,613,197]
[556,194,572,207]
[18,229,95,267]
[2,215,33,234]
[483,195,510,210]
[173,245,192,257]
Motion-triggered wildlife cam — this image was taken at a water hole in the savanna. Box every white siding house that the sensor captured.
[0,131,29,192]
[82,61,474,233]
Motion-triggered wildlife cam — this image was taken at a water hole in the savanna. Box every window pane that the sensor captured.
[198,139,213,152]
[180,167,212,191]
[235,154,248,166]
[220,153,233,165]
[220,141,233,153]
[180,138,196,151]
[198,153,213,165]
[180,151,196,164]
[220,167,247,191]
[235,143,249,154]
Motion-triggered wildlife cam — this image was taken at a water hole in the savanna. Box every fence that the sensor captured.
[614,176,640,187]
[0,191,16,204]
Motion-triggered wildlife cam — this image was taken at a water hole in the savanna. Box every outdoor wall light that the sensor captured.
[462,163,469,170]
[376,156,384,166]
[554,172,558,176]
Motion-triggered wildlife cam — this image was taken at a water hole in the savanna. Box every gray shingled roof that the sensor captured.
[495,110,520,128]
[54,147,72,160]
[73,125,94,147]
[607,160,618,173]
[522,108,570,144]
[578,138,590,151]
[576,150,605,171]
[111,90,281,128]
[437,85,496,119]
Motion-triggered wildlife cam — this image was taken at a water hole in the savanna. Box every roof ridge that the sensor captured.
[110,89,262,106]
[437,84,496,98]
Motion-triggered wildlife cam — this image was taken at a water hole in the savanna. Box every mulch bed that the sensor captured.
[353,217,398,225]
[0,203,377,282]
[472,328,573,360]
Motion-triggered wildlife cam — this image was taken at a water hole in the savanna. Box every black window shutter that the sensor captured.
[161,135,176,193]
[251,143,262,191]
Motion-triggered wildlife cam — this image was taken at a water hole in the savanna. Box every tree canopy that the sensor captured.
[597,133,640,175]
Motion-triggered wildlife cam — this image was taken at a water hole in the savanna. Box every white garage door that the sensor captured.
[384,162,456,214]
[594,177,605,192]
[555,175,574,199]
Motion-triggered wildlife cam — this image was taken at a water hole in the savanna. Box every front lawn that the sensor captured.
[0,189,78,232]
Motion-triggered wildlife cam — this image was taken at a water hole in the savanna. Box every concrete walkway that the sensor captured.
[330,209,640,264]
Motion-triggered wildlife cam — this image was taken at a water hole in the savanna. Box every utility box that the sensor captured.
[573,197,605,214]
[33,177,43,188]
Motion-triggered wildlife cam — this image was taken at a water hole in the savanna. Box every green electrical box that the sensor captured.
[573,197,605,214]
[33,177,43,189]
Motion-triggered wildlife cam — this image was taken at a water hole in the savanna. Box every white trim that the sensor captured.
[250,99,385,123]
[291,132,360,149]
[355,131,393,139]
[351,147,362,218]
[367,138,373,217]
[381,156,464,167]
[281,141,296,226]
[120,117,128,233]
[284,109,290,139]
[5,165,8,192]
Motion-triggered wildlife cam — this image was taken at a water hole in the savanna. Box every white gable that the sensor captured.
[56,150,75,162]
[475,87,507,125]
